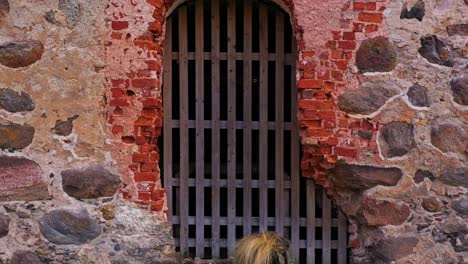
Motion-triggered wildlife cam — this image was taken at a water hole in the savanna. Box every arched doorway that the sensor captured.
[160,0,347,262]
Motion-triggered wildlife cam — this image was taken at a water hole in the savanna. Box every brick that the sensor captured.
[151,200,164,211]
[306,128,333,137]
[331,31,341,40]
[300,120,321,128]
[133,153,150,163]
[297,79,323,89]
[111,88,124,97]
[112,125,124,134]
[334,60,348,70]
[110,98,129,107]
[135,116,154,126]
[317,110,335,119]
[148,21,162,34]
[342,32,355,40]
[132,78,158,88]
[134,172,158,182]
[111,79,129,88]
[112,21,129,30]
[358,13,383,23]
[298,100,323,109]
[354,2,377,11]
[327,137,339,145]
[338,40,356,50]
[326,40,337,50]
[138,192,151,201]
[147,0,163,9]
[353,22,364,32]
[141,162,157,172]
[151,189,165,200]
[146,60,161,72]
[111,32,122,40]
[335,147,358,158]
[331,50,344,60]
[365,24,379,33]
[302,50,316,58]
[140,98,162,108]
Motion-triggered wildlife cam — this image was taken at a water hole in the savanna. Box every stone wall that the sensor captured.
[0,0,466,263]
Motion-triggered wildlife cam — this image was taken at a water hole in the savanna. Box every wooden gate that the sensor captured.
[161,0,348,262]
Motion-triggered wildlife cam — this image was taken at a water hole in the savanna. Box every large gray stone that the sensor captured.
[400,0,425,21]
[380,121,416,158]
[453,197,468,216]
[450,72,468,106]
[418,35,453,67]
[0,40,44,68]
[0,122,35,149]
[370,236,419,262]
[0,156,48,201]
[0,212,9,238]
[439,167,468,188]
[331,161,403,191]
[406,84,430,107]
[10,251,43,264]
[59,0,81,28]
[61,165,122,199]
[337,81,399,115]
[0,88,35,113]
[431,121,467,154]
[356,37,398,73]
[0,0,9,19]
[39,208,101,245]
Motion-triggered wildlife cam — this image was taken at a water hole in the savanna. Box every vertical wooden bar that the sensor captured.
[290,35,300,262]
[338,210,348,264]
[178,5,189,254]
[226,0,236,255]
[211,0,221,258]
[258,2,268,232]
[275,11,285,237]
[242,0,253,237]
[195,0,205,257]
[306,180,316,264]
[163,15,173,224]
[322,191,332,264]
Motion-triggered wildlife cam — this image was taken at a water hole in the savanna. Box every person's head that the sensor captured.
[232,232,292,264]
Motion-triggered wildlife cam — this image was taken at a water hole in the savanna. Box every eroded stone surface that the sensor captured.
[418,35,453,67]
[406,84,430,107]
[453,197,468,216]
[431,121,467,154]
[422,197,443,212]
[0,122,35,149]
[450,72,468,106]
[363,198,410,226]
[0,88,35,112]
[400,0,425,21]
[52,115,78,136]
[380,121,416,158]
[0,156,48,201]
[0,212,9,238]
[11,251,43,264]
[331,161,403,190]
[59,0,81,28]
[356,36,398,73]
[414,169,435,183]
[439,167,468,188]
[0,0,9,19]
[370,236,419,262]
[447,24,468,36]
[61,165,122,199]
[337,81,399,115]
[0,40,44,68]
[39,208,101,245]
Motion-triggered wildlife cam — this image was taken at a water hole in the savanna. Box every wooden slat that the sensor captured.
[306,180,316,264]
[163,14,173,223]
[195,0,205,257]
[242,0,253,237]
[170,120,293,130]
[171,52,295,64]
[210,0,221,258]
[274,10,285,237]
[172,178,293,189]
[290,34,300,262]
[176,238,340,249]
[178,5,189,254]
[258,2,268,232]
[338,209,348,264]
[226,0,236,255]
[322,190,332,264]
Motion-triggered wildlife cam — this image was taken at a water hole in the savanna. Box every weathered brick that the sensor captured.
[111,21,129,30]
[134,172,158,182]
[297,79,323,89]
[358,13,383,23]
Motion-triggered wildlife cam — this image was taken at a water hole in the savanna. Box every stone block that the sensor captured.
[0,40,44,68]
[356,36,397,73]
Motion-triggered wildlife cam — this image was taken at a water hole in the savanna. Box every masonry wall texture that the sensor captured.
[0,0,466,263]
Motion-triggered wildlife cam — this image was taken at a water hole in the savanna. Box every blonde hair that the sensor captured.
[232,232,293,264]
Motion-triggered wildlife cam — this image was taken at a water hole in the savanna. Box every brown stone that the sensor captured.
[406,84,430,107]
[0,88,35,113]
[11,251,43,264]
[61,165,121,199]
[380,121,416,158]
[422,197,443,212]
[0,212,9,238]
[0,122,35,149]
[418,35,453,67]
[431,121,467,154]
[439,167,468,188]
[363,198,410,226]
[0,40,44,68]
[0,0,9,19]
[0,156,48,201]
[356,36,398,73]
[450,72,468,106]
[447,24,468,36]
[337,81,399,115]
[370,236,418,261]
[331,161,403,191]
[52,115,78,136]
[400,0,425,21]
[414,169,435,183]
